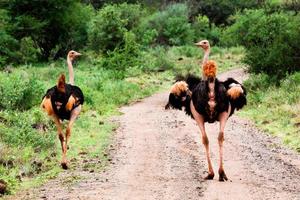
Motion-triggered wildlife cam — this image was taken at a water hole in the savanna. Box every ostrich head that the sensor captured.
[195,40,210,51]
[165,81,192,110]
[203,60,217,82]
[67,50,81,62]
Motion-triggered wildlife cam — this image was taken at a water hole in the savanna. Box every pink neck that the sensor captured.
[202,49,210,66]
[201,48,210,79]
[67,57,74,85]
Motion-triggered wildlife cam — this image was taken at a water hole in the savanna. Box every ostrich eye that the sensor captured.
[71,52,74,54]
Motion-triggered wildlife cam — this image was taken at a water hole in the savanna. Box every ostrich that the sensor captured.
[165,40,246,181]
[41,50,84,169]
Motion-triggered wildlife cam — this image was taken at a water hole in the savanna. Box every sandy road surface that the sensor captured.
[12,69,300,200]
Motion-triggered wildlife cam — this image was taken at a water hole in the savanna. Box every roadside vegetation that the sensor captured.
[0,0,299,196]
[241,72,300,151]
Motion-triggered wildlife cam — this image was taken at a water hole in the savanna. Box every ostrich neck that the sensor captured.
[202,48,210,66]
[201,48,210,79]
[67,57,74,85]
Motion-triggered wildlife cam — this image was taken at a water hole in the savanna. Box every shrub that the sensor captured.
[225,9,300,78]
[54,3,94,57]
[0,72,44,110]
[188,0,262,25]
[0,9,18,67]
[137,3,194,46]
[19,37,41,64]
[170,45,200,58]
[7,1,92,60]
[99,31,141,78]
[88,3,144,53]
[192,15,222,45]
[140,46,174,72]
[0,110,55,149]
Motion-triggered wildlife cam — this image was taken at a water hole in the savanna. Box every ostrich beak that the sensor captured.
[195,42,202,47]
[74,52,82,56]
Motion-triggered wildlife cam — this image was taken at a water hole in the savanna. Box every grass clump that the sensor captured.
[241,72,300,151]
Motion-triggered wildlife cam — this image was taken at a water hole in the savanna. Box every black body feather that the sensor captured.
[166,74,247,123]
[192,79,229,123]
[43,84,84,120]
[223,78,247,112]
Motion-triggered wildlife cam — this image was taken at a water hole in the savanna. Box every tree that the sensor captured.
[136,3,194,46]
[7,0,93,61]
[0,9,18,66]
[88,3,144,53]
[188,0,262,25]
[225,9,300,78]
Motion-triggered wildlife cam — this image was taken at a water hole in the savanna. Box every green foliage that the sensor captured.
[0,10,42,66]
[188,0,262,25]
[170,45,200,58]
[282,0,300,14]
[0,110,55,149]
[241,71,300,151]
[225,9,300,78]
[192,15,222,45]
[0,9,18,67]
[0,72,44,110]
[55,3,94,57]
[99,31,141,77]
[88,3,144,53]
[19,37,40,64]
[169,45,245,75]
[137,3,194,46]
[244,73,273,91]
[140,46,174,72]
[6,0,93,60]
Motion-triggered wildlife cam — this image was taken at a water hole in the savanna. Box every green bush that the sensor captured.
[0,72,44,110]
[137,3,194,46]
[244,73,274,91]
[225,9,300,78]
[243,72,300,105]
[280,72,300,104]
[192,15,221,45]
[188,0,262,25]
[170,45,200,58]
[88,3,144,53]
[54,3,94,57]
[19,37,41,64]
[7,1,92,60]
[0,110,55,149]
[0,9,18,67]
[99,31,141,78]
[140,46,174,72]
[241,71,300,151]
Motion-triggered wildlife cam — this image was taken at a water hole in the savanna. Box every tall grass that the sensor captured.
[241,72,300,151]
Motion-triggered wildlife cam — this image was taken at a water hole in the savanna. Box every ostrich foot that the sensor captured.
[218,169,228,182]
[61,162,68,170]
[204,172,215,180]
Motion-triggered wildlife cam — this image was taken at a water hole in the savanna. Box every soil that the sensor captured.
[9,68,300,200]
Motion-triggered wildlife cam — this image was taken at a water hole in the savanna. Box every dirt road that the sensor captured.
[14,69,300,200]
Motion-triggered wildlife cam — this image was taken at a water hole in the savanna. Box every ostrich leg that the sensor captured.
[53,116,67,169]
[191,102,214,179]
[218,108,231,181]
